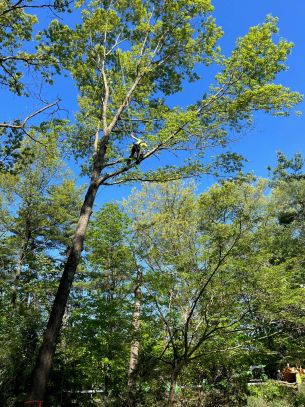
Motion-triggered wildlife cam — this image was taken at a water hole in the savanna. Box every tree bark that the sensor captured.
[12,221,31,307]
[168,365,180,407]
[12,251,23,307]
[26,179,99,402]
[127,272,142,405]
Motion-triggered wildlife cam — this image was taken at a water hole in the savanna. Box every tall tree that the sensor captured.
[27,0,301,400]
[87,203,136,399]
[249,153,305,371]
[51,203,137,404]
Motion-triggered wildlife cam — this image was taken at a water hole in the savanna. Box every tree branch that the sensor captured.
[183,221,243,349]
[0,99,60,130]
[0,0,72,16]
[189,329,285,360]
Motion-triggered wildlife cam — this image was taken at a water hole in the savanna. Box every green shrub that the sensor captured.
[248,380,292,402]
[247,395,291,407]
[247,380,305,407]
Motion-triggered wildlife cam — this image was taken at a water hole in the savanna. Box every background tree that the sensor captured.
[41,203,139,405]
[246,153,305,376]
[126,180,267,405]
[125,178,305,406]
[0,136,82,405]
[1,167,303,405]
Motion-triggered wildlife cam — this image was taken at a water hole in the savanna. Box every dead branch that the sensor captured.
[0,99,60,130]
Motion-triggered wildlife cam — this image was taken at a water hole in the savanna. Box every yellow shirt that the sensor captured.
[133,137,147,149]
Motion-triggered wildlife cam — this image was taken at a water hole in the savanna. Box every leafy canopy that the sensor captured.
[39,1,301,184]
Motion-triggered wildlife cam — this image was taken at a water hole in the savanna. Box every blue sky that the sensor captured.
[2,0,305,207]
[165,0,305,180]
[212,0,305,174]
[99,0,305,204]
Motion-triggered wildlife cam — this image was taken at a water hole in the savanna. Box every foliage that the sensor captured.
[247,380,305,407]
[0,1,68,172]
[36,1,301,186]
[0,0,69,95]
[25,2,303,400]
[0,138,82,404]
[0,0,304,404]
[1,168,305,404]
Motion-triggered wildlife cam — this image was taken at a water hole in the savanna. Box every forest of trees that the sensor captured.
[0,0,304,406]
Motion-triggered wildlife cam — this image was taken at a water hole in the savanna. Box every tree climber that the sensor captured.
[128,133,148,164]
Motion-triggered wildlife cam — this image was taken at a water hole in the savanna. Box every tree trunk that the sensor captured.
[26,180,99,402]
[127,272,142,405]
[12,229,31,307]
[168,366,180,407]
[12,252,23,307]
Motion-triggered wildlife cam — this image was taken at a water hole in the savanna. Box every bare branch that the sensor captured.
[190,329,284,360]
[106,33,127,56]
[184,221,243,345]
[154,296,177,355]
[0,99,60,130]
[93,123,100,153]
[101,172,203,186]
[101,62,110,133]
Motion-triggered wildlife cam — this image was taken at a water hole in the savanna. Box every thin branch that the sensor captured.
[0,0,24,16]
[0,99,60,130]
[106,34,127,56]
[107,74,144,135]
[0,0,73,16]
[118,118,155,123]
[106,27,170,135]
[144,77,238,159]
[184,221,243,344]
[0,55,48,65]
[190,329,284,360]
[102,157,127,168]
[137,7,154,61]
[0,61,19,89]
[101,172,203,186]
[21,128,46,146]
[187,308,252,360]
[158,340,171,363]
[154,296,177,354]
[101,62,110,133]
